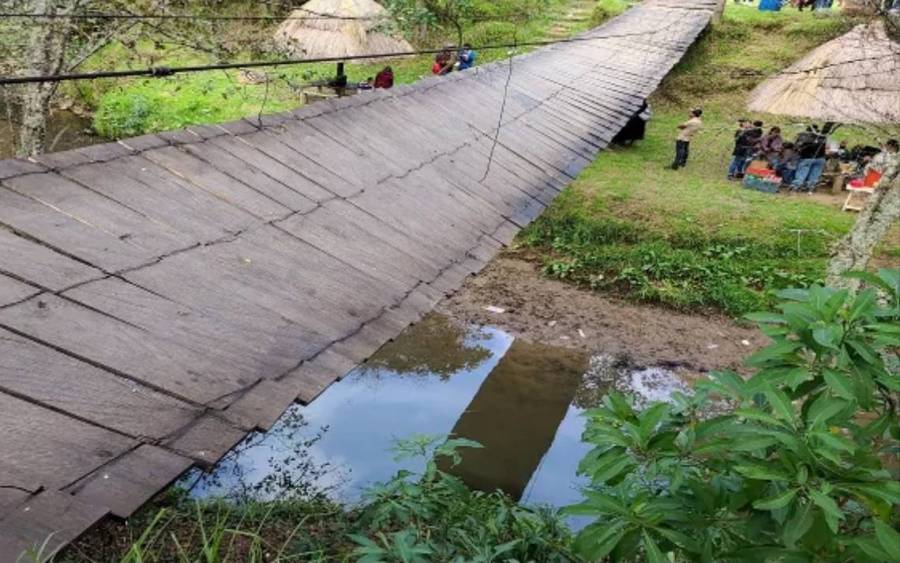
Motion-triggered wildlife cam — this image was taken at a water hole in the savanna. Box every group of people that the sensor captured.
[727,118,899,192]
[432,44,478,75]
[739,0,841,11]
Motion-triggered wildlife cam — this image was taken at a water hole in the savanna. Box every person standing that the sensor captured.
[671,108,703,170]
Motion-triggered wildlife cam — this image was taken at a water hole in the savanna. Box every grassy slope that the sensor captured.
[523,1,898,317]
[84,0,605,138]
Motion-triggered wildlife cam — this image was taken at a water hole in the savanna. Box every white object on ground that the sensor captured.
[484,305,506,314]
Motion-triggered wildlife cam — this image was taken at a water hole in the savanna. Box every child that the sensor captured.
[777,142,800,187]
[671,108,703,170]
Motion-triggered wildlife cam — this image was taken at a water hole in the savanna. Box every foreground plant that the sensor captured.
[568,269,900,562]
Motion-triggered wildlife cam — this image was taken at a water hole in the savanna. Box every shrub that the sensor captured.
[567,269,900,562]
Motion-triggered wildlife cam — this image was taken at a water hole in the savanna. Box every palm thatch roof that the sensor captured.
[274,0,413,63]
[747,22,900,124]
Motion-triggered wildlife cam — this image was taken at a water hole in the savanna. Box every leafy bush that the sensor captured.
[567,269,900,562]
[352,434,574,562]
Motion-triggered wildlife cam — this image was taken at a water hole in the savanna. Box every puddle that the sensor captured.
[185,314,688,519]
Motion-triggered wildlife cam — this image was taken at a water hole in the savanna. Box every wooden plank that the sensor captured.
[202,135,336,204]
[61,157,256,243]
[0,327,200,438]
[164,415,246,465]
[3,172,193,256]
[140,146,290,220]
[67,445,193,518]
[64,278,312,387]
[0,275,39,307]
[237,129,360,198]
[0,490,108,563]
[0,391,135,491]
[0,295,252,404]
[0,228,102,291]
[221,380,298,431]
[276,206,426,289]
[180,140,319,212]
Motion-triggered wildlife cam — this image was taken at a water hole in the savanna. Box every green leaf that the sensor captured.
[730,436,779,452]
[573,520,627,561]
[765,384,797,423]
[841,482,900,506]
[848,288,878,321]
[735,407,782,426]
[642,530,667,563]
[638,403,669,445]
[653,526,701,554]
[588,454,635,485]
[874,520,900,561]
[811,431,856,454]
[782,501,814,548]
[809,489,844,533]
[746,341,802,366]
[812,325,842,349]
[851,536,891,561]
[823,369,856,401]
[806,396,849,429]
[733,464,790,482]
[753,488,798,511]
[745,312,788,324]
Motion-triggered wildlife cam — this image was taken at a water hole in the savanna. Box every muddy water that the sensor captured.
[186,314,687,515]
[0,110,103,159]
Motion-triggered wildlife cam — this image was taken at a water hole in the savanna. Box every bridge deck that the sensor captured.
[0,0,718,557]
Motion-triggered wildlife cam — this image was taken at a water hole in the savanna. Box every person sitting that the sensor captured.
[374,66,394,89]
[791,126,828,193]
[851,139,899,188]
[759,126,784,169]
[777,142,800,186]
[728,120,763,179]
[432,49,454,75]
[457,44,477,70]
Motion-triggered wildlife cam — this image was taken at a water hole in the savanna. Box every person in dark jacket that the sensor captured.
[791,126,828,192]
[613,100,650,145]
[728,120,763,179]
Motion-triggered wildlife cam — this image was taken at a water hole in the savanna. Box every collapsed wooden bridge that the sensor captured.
[0,0,719,557]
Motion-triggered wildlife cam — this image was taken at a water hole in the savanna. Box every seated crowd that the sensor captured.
[727,118,899,194]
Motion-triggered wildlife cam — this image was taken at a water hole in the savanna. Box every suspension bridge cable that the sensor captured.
[0,31,682,86]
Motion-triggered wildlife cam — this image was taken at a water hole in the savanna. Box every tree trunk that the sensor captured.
[16,0,72,157]
[826,173,900,291]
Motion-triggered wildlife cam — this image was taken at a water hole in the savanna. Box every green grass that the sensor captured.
[522,1,900,317]
[85,0,598,138]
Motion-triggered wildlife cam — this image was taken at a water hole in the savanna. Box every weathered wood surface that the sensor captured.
[0,1,716,556]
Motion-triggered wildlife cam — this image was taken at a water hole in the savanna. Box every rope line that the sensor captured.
[0,31,688,86]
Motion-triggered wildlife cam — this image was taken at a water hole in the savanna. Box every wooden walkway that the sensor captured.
[0,1,719,557]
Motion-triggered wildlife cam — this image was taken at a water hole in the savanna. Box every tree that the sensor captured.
[9,0,142,157]
[827,170,900,291]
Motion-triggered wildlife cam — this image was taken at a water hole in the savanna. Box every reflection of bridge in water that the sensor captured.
[444,339,587,500]
[0,0,719,556]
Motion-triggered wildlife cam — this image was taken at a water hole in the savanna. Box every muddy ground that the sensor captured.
[439,252,769,380]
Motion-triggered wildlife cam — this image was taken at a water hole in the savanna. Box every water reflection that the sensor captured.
[442,339,587,500]
[187,315,688,520]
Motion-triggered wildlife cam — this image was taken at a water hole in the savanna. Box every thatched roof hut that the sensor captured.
[747,22,900,124]
[274,0,413,63]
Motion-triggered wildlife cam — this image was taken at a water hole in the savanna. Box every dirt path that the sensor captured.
[439,253,769,379]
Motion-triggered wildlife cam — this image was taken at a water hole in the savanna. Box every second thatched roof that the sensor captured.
[274,0,413,63]
[747,22,900,124]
